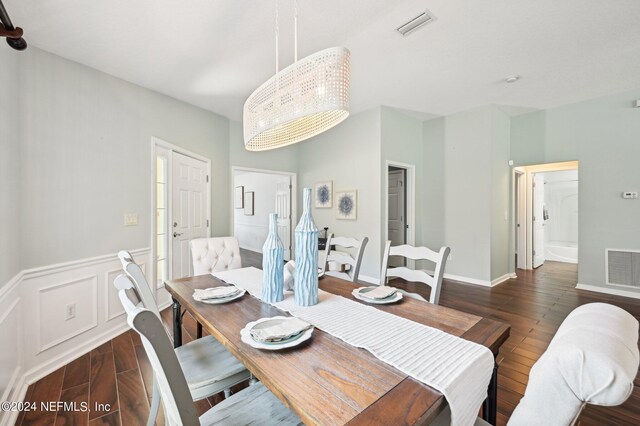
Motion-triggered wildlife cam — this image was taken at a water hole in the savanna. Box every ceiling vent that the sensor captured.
[396,10,436,37]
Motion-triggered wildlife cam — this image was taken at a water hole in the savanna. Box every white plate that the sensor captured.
[352,287,403,304]
[240,316,314,350]
[195,287,246,304]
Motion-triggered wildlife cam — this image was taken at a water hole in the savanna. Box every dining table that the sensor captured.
[165,270,510,425]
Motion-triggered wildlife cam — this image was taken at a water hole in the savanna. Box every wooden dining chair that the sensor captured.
[322,234,369,283]
[379,242,450,304]
[116,252,250,426]
[190,237,242,276]
[116,278,302,426]
[432,302,639,426]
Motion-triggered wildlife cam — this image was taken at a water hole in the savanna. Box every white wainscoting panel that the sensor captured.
[38,275,98,353]
[18,248,151,386]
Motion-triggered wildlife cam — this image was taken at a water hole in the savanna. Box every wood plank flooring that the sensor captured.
[19,253,640,425]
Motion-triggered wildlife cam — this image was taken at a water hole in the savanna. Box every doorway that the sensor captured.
[512,161,579,270]
[387,166,407,267]
[152,138,212,296]
[385,161,416,268]
[231,167,296,261]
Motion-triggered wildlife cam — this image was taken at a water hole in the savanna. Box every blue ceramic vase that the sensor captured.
[262,213,284,303]
[294,188,319,306]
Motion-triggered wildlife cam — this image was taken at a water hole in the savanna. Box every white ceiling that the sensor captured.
[8,0,640,121]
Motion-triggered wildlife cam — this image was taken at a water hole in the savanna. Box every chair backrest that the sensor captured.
[323,234,369,283]
[380,242,450,304]
[117,250,160,318]
[190,237,242,276]
[115,274,200,426]
[508,303,639,425]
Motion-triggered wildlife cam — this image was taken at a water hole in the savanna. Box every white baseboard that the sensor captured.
[491,273,517,287]
[576,283,640,300]
[24,322,131,385]
[443,273,491,287]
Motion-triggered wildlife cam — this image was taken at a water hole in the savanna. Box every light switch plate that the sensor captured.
[124,213,139,226]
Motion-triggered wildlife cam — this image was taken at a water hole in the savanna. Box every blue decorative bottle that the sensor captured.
[262,213,285,303]
[294,188,319,306]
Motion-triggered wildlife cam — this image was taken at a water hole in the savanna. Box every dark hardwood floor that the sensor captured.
[19,252,640,425]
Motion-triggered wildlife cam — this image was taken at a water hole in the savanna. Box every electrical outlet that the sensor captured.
[124,213,139,226]
[622,191,638,199]
[65,303,76,321]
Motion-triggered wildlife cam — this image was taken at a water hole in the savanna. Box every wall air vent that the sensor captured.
[606,249,640,288]
[396,10,436,37]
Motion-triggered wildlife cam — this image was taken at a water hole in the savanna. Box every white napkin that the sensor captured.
[359,286,397,300]
[193,286,239,301]
[250,317,312,342]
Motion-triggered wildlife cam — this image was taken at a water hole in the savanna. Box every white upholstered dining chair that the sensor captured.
[190,237,242,275]
[322,234,369,283]
[116,252,250,426]
[379,242,450,304]
[433,302,640,426]
[116,280,302,426]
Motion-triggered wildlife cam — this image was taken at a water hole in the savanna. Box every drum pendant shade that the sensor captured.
[243,46,350,151]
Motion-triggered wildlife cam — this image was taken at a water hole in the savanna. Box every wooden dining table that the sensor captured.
[165,272,510,426]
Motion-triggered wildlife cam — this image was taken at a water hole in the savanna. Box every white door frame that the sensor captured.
[511,160,578,270]
[151,137,211,293]
[230,166,297,255]
[513,169,526,269]
[384,161,416,268]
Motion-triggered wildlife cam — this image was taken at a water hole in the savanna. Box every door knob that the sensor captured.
[173,232,183,237]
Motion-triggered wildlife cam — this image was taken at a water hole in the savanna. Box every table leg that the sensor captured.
[482,360,498,425]
[172,297,182,348]
[196,322,203,338]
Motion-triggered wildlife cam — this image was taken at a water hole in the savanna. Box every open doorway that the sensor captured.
[385,161,416,268]
[513,161,579,270]
[231,167,296,261]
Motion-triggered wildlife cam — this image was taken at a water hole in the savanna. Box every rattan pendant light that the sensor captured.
[243,0,350,151]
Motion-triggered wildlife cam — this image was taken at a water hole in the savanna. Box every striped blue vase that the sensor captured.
[262,213,285,303]
[294,188,319,306]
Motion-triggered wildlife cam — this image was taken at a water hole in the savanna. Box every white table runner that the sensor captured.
[213,267,494,426]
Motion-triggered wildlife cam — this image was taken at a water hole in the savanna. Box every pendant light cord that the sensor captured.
[294,0,298,62]
[275,0,279,73]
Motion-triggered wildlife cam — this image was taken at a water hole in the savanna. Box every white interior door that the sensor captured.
[171,151,209,279]
[388,169,406,267]
[275,178,292,260]
[532,173,545,268]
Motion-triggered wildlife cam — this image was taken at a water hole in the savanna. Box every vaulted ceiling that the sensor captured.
[8,0,640,120]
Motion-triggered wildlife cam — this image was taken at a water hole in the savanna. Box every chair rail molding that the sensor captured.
[0,248,155,425]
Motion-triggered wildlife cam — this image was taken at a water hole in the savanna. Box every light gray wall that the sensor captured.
[443,107,493,281]
[512,88,640,293]
[422,118,446,249]
[380,107,424,255]
[490,108,511,280]
[18,47,231,269]
[0,47,21,287]
[509,111,546,165]
[297,108,382,280]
